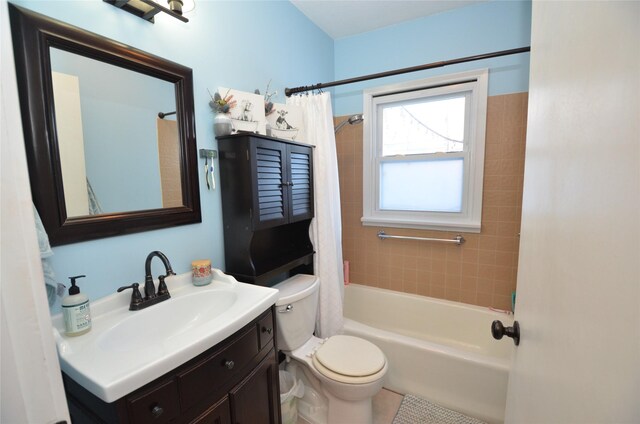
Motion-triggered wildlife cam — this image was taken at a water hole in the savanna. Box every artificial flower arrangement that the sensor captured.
[255,80,277,117]
[208,89,236,114]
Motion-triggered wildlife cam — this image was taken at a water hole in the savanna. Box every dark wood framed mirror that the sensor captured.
[9,4,201,245]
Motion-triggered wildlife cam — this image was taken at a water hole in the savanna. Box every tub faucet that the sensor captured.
[144,250,176,298]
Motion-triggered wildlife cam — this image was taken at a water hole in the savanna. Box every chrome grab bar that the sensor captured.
[377,230,465,245]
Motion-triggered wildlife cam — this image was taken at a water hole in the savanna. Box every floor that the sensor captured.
[372,389,404,424]
[296,388,404,424]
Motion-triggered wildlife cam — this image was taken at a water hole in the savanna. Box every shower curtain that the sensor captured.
[288,92,344,338]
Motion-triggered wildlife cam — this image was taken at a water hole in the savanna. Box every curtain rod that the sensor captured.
[285,46,530,97]
[158,111,176,119]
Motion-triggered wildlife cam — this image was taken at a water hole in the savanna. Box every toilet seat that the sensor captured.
[311,335,386,384]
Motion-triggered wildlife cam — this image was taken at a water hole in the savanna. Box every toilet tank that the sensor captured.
[273,274,319,351]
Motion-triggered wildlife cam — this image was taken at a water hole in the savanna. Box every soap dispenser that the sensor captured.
[62,275,92,336]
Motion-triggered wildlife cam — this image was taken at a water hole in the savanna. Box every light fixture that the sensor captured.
[167,0,183,15]
[104,0,189,23]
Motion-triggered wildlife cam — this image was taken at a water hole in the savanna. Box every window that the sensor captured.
[362,69,488,232]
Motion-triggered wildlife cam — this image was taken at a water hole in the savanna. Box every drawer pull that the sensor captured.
[262,326,272,335]
[151,405,164,418]
[224,360,235,370]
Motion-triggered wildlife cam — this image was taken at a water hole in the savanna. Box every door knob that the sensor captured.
[491,320,520,346]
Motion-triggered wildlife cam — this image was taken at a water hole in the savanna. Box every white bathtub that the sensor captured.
[342,284,514,424]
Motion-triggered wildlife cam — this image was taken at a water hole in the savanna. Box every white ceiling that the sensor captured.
[290,0,486,39]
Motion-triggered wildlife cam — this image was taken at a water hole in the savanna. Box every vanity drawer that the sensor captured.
[178,325,259,411]
[257,311,274,350]
[127,379,179,424]
[190,396,231,424]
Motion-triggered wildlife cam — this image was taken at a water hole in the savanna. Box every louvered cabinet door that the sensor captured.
[251,140,289,229]
[287,144,314,223]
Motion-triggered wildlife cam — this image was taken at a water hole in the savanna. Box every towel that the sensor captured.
[86,178,103,215]
[33,204,59,306]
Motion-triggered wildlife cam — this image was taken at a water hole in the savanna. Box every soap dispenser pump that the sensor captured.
[62,275,92,336]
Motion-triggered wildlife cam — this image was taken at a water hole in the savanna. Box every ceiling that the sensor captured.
[290,0,486,39]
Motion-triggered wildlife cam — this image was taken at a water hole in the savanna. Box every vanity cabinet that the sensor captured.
[62,307,281,424]
[217,134,314,285]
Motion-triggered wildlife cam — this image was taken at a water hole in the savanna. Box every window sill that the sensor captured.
[361,216,481,233]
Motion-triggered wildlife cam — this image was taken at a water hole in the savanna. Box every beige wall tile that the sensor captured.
[476,292,493,307]
[482,206,500,222]
[495,251,516,268]
[462,248,479,264]
[445,288,461,302]
[430,285,445,299]
[492,294,513,311]
[462,234,480,248]
[431,260,446,274]
[417,283,430,297]
[461,276,478,292]
[494,280,516,297]
[431,272,446,287]
[446,261,462,276]
[461,262,479,277]
[477,278,494,295]
[478,247,497,265]
[335,92,527,310]
[460,290,477,305]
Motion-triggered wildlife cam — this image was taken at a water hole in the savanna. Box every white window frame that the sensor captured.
[362,69,488,232]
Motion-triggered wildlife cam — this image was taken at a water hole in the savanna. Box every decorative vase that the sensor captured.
[213,113,233,137]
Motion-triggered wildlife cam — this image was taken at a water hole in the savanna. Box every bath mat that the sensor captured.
[392,394,487,424]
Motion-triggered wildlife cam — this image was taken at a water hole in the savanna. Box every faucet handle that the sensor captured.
[117,283,143,310]
[157,275,171,297]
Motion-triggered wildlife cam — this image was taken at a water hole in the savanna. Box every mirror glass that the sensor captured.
[50,48,183,218]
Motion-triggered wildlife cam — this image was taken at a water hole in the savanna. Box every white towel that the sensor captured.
[33,204,58,306]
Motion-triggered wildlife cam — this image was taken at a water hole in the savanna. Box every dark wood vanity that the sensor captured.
[217,134,315,286]
[62,307,281,424]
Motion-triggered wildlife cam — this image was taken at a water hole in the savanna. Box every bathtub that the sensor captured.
[342,284,514,424]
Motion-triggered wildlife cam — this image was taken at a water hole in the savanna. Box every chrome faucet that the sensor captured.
[118,251,176,311]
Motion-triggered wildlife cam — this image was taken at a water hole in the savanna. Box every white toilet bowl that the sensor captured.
[285,335,387,424]
[273,275,388,424]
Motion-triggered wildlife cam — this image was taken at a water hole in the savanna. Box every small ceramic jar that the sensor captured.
[191,259,212,286]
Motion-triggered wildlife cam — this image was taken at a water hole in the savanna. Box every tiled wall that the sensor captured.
[336,92,528,310]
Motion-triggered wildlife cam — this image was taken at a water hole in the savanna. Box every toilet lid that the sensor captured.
[314,335,386,378]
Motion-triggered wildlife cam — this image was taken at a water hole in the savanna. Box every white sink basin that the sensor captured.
[96,290,238,353]
[51,269,279,402]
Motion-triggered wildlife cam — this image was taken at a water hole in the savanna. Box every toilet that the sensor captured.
[273,274,388,424]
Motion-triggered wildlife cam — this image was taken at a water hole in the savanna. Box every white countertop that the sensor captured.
[51,270,279,402]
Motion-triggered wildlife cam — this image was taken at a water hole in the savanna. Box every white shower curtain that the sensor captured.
[288,92,344,338]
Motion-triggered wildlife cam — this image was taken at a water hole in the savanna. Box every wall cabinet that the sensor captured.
[217,134,314,285]
[62,307,281,424]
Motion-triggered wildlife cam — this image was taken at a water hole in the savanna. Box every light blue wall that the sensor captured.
[13,0,333,314]
[332,0,532,115]
[13,0,530,314]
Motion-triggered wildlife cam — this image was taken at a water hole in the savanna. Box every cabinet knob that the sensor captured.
[150,405,164,418]
[224,360,235,370]
[262,326,272,335]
